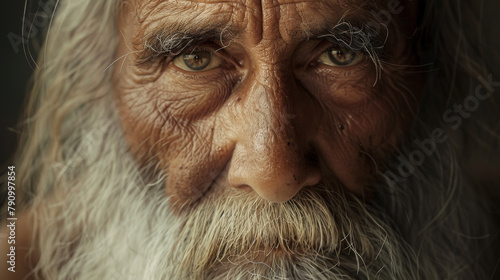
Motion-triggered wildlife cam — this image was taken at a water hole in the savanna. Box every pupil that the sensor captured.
[328,49,354,66]
[183,52,211,70]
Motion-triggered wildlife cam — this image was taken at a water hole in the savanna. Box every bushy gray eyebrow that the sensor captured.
[317,21,385,55]
[137,23,238,65]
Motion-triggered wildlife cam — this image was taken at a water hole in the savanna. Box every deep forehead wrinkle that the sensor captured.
[133,0,380,42]
[136,0,378,19]
[131,0,388,67]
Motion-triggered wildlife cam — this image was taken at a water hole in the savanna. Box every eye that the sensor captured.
[173,50,222,71]
[317,47,364,67]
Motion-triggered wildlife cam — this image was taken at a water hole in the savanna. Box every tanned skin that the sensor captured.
[115,0,421,211]
[1,0,422,278]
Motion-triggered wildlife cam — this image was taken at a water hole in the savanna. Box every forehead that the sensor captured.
[135,0,365,16]
[130,0,383,42]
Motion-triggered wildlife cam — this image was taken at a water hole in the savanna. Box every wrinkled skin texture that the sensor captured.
[114,0,422,210]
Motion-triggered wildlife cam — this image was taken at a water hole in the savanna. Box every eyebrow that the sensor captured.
[137,17,386,65]
[314,19,386,56]
[137,22,239,64]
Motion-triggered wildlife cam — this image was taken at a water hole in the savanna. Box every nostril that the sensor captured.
[235,184,253,192]
[305,145,320,166]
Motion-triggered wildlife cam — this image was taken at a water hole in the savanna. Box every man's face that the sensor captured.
[114,0,421,210]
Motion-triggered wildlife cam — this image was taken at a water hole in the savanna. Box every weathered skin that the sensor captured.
[114,0,422,210]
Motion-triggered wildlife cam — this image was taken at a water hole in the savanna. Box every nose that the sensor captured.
[227,69,321,202]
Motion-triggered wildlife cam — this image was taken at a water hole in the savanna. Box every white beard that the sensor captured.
[27,96,492,280]
[13,0,497,278]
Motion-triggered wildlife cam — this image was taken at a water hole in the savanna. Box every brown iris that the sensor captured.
[182,51,212,70]
[327,49,356,66]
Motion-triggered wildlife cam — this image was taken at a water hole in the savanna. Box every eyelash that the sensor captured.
[168,43,221,58]
[321,42,368,57]
[173,44,234,64]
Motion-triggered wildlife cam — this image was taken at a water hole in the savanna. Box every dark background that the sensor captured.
[1,1,35,167]
[1,1,500,166]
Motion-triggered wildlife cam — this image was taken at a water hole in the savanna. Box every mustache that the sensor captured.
[169,181,388,275]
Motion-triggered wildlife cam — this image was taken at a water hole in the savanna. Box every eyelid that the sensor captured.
[311,41,366,68]
[169,43,235,71]
[173,51,222,71]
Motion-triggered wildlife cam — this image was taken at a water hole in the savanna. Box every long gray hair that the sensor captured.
[5,0,499,279]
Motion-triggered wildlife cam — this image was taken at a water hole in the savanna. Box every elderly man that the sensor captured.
[1,0,499,279]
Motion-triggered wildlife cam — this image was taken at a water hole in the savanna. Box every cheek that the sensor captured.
[312,65,421,193]
[113,65,237,206]
[114,63,235,152]
[299,60,377,107]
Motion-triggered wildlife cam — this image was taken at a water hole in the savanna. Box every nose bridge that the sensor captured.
[261,68,292,129]
[227,64,321,202]
[245,64,297,155]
